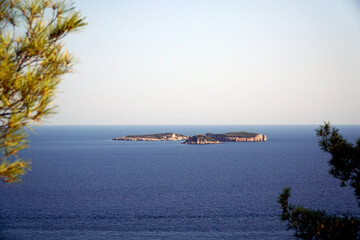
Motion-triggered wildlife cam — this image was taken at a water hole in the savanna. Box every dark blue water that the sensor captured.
[1,125,360,239]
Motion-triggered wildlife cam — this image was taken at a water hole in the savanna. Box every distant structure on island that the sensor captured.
[112,131,267,144]
[112,133,188,141]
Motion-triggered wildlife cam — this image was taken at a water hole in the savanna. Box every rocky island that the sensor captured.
[206,131,267,142]
[182,135,221,144]
[112,133,188,141]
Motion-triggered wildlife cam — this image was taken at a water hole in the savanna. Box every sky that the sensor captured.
[48,0,360,125]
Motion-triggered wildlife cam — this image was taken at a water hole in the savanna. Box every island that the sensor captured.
[112,131,267,144]
[182,135,221,144]
[112,133,188,141]
[205,131,267,142]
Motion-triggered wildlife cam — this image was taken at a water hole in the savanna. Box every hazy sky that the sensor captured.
[48,0,360,125]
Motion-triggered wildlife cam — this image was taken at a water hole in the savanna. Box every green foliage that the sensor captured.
[316,122,360,202]
[222,131,259,137]
[279,188,360,239]
[279,122,360,239]
[194,134,218,142]
[0,0,86,183]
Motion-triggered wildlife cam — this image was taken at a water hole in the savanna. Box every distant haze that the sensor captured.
[48,0,360,125]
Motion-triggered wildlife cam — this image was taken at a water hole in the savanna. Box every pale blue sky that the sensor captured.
[48,0,360,125]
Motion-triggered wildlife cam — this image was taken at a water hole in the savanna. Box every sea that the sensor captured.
[1,125,360,240]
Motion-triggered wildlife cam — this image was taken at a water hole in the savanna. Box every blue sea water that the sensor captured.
[1,125,360,240]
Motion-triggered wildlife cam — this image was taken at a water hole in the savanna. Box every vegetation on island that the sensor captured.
[279,122,360,239]
[125,133,187,139]
[183,135,221,144]
[0,0,86,183]
[206,131,259,138]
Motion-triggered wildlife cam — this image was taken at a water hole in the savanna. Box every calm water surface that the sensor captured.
[1,125,360,239]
